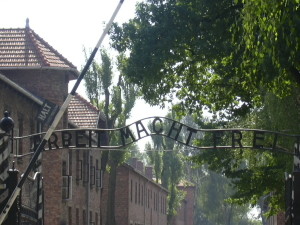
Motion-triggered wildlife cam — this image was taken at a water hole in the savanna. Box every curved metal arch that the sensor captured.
[12,116,300,157]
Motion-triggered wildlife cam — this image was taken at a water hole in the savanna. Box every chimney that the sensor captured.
[26,18,30,29]
[130,158,138,169]
[145,166,153,180]
[136,161,144,173]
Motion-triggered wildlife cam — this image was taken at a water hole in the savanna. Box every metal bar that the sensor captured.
[0,1,125,223]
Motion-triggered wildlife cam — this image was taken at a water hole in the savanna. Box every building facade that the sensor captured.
[267,213,285,225]
[101,159,168,225]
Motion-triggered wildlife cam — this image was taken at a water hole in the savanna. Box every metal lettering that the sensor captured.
[135,121,149,139]
[167,121,183,140]
[213,131,223,148]
[253,131,264,148]
[152,117,163,134]
[12,117,300,153]
[62,131,72,147]
[232,130,243,148]
[47,133,59,150]
[186,127,197,145]
[120,127,136,146]
[75,130,86,148]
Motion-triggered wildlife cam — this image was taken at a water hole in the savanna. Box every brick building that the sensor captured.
[102,158,168,225]
[170,184,195,225]
[266,212,285,225]
[0,22,105,225]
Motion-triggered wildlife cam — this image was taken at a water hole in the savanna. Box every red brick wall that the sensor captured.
[102,164,168,225]
[2,70,68,107]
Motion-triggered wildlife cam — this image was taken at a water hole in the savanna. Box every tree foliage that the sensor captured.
[110,0,300,117]
[177,116,262,225]
[190,88,300,215]
[84,50,137,225]
[107,0,300,216]
[145,112,184,224]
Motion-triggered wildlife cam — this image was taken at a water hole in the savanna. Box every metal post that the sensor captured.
[0,112,15,225]
[35,172,43,225]
[285,173,292,225]
[291,142,300,225]
[2,169,19,225]
[292,171,300,224]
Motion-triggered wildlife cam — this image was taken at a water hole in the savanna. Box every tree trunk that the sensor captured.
[106,161,117,225]
[226,204,233,225]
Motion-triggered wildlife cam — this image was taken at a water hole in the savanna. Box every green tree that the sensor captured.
[84,50,137,225]
[110,0,300,117]
[145,113,184,224]
[178,115,262,225]
[190,89,300,215]
[145,142,163,183]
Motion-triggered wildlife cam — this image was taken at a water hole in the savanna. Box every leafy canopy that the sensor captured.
[110,0,300,116]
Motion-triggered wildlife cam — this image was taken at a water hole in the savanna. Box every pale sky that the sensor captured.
[0,0,139,68]
[0,0,168,147]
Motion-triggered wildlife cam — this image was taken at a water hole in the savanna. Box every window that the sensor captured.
[148,189,150,208]
[145,188,147,206]
[83,210,86,225]
[165,197,166,214]
[76,151,82,182]
[95,213,98,225]
[135,182,137,204]
[157,193,159,211]
[62,175,72,200]
[90,211,93,225]
[141,185,144,206]
[83,152,89,184]
[62,161,67,176]
[68,150,72,176]
[90,156,95,186]
[161,196,163,213]
[76,208,79,225]
[130,180,133,202]
[138,183,140,204]
[96,169,102,188]
[154,192,156,211]
[62,151,72,176]
[68,207,72,225]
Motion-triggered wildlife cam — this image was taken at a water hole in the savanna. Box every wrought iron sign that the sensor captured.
[14,117,300,155]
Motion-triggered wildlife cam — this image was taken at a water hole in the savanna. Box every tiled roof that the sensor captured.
[68,93,100,128]
[0,25,78,78]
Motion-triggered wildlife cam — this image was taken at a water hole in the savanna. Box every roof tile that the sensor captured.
[0,28,78,75]
[68,94,100,128]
